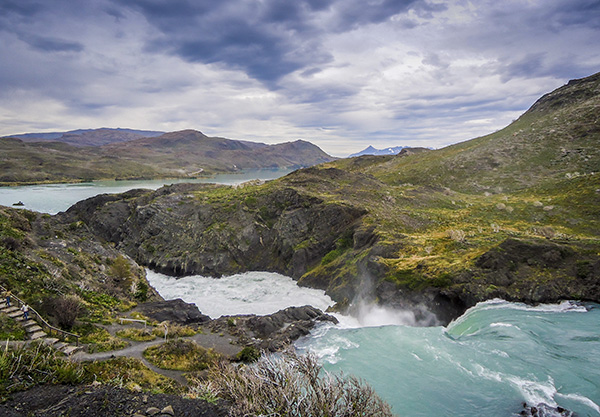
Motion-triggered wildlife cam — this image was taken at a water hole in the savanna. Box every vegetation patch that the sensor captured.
[83,356,181,394]
[75,325,129,353]
[143,339,218,372]
[235,346,261,363]
[0,342,85,398]
[116,328,156,342]
[0,315,27,341]
[152,322,198,339]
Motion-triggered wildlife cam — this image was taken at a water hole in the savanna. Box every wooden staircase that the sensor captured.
[0,300,81,355]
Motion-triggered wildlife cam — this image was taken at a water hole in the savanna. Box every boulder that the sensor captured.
[136,299,210,325]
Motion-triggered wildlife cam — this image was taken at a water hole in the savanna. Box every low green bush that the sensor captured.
[143,340,218,372]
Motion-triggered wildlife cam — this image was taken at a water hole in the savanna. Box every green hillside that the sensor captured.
[344,72,600,193]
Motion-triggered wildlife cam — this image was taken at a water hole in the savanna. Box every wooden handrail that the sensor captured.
[1,284,80,346]
[119,317,147,328]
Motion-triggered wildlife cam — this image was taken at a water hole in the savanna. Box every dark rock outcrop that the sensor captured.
[207,305,338,351]
[136,299,210,325]
[62,183,366,280]
[468,238,599,304]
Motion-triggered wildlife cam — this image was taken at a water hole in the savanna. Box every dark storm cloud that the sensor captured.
[331,0,421,29]
[0,0,41,18]
[0,0,90,53]
[111,0,433,86]
[546,0,600,29]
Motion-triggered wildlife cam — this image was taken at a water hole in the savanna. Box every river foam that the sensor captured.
[146,269,334,318]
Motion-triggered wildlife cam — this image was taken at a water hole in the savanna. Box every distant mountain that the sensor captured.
[349,145,408,157]
[104,130,335,175]
[0,129,335,184]
[3,128,165,147]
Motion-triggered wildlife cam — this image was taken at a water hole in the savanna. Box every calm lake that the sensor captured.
[0,168,293,214]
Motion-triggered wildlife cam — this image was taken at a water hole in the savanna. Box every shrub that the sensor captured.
[51,295,83,330]
[110,255,132,281]
[1,236,21,251]
[235,346,261,363]
[199,349,394,417]
[134,280,149,302]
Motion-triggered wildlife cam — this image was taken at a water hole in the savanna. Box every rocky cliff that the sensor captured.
[62,181,366,280]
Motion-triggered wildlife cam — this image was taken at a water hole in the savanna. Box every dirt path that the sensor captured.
[71,324,243,386]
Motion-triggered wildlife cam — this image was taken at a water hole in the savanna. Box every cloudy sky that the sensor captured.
[1,0,599,156]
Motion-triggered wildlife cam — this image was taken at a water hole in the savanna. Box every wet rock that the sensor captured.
[519,402,574,417]
[208,305,338,352]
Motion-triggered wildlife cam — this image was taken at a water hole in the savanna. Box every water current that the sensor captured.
[148,270,600,417]
[2,175,599,416]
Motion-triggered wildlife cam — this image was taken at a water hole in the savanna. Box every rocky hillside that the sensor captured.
[0,204,163,341]
[0,129,335,184]
[59,72,600,324]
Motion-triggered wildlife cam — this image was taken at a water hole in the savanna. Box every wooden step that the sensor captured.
[22,320,38,328]
[2,306,19,314]
[53,342,68,350]
[42,337,60,346]
[9,311,24,319]
[61,345,80,355]
[29,331,47,340]
[25,325,43,333]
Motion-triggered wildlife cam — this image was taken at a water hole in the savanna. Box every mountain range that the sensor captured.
[0,129,335,184]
